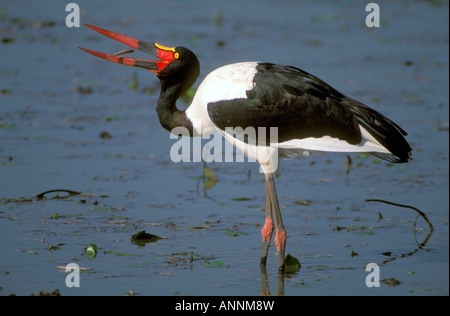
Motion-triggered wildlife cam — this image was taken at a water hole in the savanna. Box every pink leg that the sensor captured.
[274,228,287,253]
[264,172,287,273]
[261,217,274,243]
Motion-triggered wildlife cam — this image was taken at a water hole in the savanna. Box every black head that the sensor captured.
[157,46,200,93]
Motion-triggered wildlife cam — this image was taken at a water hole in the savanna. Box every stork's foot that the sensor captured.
[278,254,285,273]
[260,217,274,265]
[260,248,268,265]
[275,228,287,273]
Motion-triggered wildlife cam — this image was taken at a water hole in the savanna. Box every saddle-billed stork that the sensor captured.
[80,24,412,272]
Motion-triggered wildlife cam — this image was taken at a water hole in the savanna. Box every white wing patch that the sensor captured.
[186,62,258,135]
[274,126,391,154]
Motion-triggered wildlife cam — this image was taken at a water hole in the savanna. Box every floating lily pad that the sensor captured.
[2,37,16,44]
[232,197,252,201]
[354,231,375,236]
[186,225,211,230]
[336,266,356,270]
[128,262,151,268]
[85,243,98,259]
[104,250,142,257]
[409,288,432,293]
[224,230,248,237]
[383,277,401,287]
[201,260,229,268]
[309,264,329,271]
[284,253,301,273]
[131,230,164,246]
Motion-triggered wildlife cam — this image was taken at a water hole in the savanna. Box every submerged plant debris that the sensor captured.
[0,0,447,296]
[383,277,401,287]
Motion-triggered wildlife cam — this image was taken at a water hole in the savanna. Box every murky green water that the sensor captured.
[0,0,448,296]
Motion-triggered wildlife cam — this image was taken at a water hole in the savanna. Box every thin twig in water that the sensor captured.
[365,198,434,234]
[365,198,434,264]
[35,189,81,200]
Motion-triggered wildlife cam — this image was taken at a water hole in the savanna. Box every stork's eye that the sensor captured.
[175,52,179,59]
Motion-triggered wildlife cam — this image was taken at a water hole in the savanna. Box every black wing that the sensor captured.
[207,63,411,162]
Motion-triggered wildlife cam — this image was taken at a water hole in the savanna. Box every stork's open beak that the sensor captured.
[79,24,177,75]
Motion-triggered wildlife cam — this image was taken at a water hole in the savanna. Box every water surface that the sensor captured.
[0,0,448,296]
